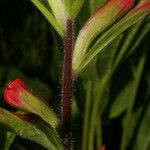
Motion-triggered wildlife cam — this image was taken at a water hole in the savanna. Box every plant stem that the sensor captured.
[62,19,73,150]
[82,81,92,150]
[96,117,102,150]
[88,74,110,150]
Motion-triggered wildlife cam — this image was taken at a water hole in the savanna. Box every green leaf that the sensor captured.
[127,19,150,57]
[96,34,123,79]
[32,119,63,150]
[79,34,122,80]
[31,0,64,37]
[131,71,150,149]
[80,57,99,81]
[89,0,106,13]
[121,107,142,149]
[6,67,52,101]
[132,104,150,150]
[122,72,150,150]
[82,81,93,150]
[112,21,143,70]
[109,81,134,118]
[20,90,60,128]
[3,132,16,150]
[72,0,135,73]
[64,0,71,16]
[0,108,63,150]
[120,51,146,150]
[75,3,150,75]
[46,0,66,30]
[71,0,84,18]
[88,77,111,150]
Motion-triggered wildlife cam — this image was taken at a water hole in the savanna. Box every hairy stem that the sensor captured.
[62,19,73,150]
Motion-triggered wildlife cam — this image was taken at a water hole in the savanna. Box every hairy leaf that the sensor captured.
[75,2,150,75]
[0,108,63,150]
[31,0,64,36]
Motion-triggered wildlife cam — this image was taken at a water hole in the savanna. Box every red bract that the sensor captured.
[4,78,60,128]
[87,0,135,26]
[101,0,135,13]
[121,0,135,12]
[133,2,150,14]
[72,0,135,72]
[139,0,150,5]
[4,78,28,109]
[101,145,105,150]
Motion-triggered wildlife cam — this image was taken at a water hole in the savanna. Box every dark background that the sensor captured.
[0,1,63,149]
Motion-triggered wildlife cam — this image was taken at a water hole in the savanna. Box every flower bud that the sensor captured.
[4,79,29,109]
[73,0,135,73]
[4,78,60,128]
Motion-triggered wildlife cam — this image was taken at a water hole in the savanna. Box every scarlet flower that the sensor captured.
[100,145,105,150]
[4,78,29,109]
[4,78,60,128]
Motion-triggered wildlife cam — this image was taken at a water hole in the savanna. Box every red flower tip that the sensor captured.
[100,0,135,14]
[4,78,28,109]
[100,145,105,150]
[4,78,60,128]
[121,0,135,12]
[133,2,150,14]
[85,0,135,29]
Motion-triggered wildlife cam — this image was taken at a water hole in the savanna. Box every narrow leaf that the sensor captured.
[31,0,64,37]
[89,0,107,13]
[75,2,150,75]
[72,0,135,73]
[127,19,150,57]
[0,108,63,150]
[0,130,16,150]
[109,81,134,118]
[71,0,84,18]
[3,132,16,150]
[121,51,146,150]
[128,103,150,150]
[97,34,123,79]
[112,21,143,70]
[47,0,66,31]
[64,0,71,16]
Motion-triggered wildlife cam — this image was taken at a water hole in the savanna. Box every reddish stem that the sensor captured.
[62,19,73,150]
